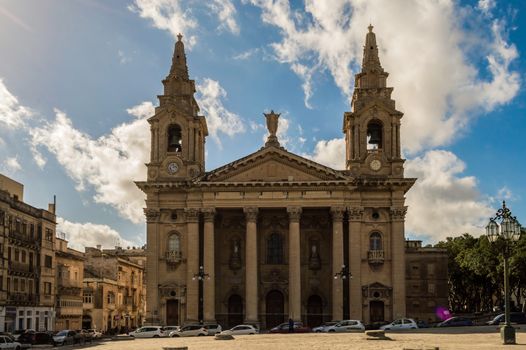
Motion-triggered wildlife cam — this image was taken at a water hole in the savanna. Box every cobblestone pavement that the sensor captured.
[54,326,526,350]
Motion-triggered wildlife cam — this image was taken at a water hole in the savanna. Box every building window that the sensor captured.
[20,279,25,292]
[44,255,52,268]
[21,251,26,263]
[168,234,180,252]
[267,233,283,264]
[14,249,20,262]
[30,224,34,238]
[107,292,115,305]
[369,232,382,250]
[167,124,182,152]
[0,210,4,226]
[83,293,93,304]
[14,278,19,292]
[44,282,52,295]
[45,228,53,241]
[28,280,33,294]
[428,283,436,295]
[366,119,383,150]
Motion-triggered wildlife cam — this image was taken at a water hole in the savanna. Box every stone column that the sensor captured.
[144,208,160,325]
[391,206,407,319]
[287,207,302,321]
[244,207,259,323]
[203,208,216,322]
[185,208,200,323]
[330,207,345,321]
[348,206,363,320]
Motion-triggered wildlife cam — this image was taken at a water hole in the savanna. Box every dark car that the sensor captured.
[18,332,54,347]
[269,322,311,333]
[437,317,473,327]
[487,312,526,325]
[416,320,430,328]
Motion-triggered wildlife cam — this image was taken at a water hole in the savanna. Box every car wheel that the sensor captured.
[153,335,160,338]
[328,330,335,333]
[249,333,255,335]
[197,334,204,336]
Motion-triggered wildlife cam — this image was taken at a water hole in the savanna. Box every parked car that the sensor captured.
[17,332,54,348]
[52,330,79,346]
[88,329,103,339]
[0,335,22,350]
[380,318,418,330]
[437,317,473,327]
[169,324,207,337]
[269,322,311,333]
[312,321,339,333]
[220,325,259,336]
[325,320,365,332]
[129,326,165,338]
[76,329,92,343]
[10,330,34,342]
[203,324,222,335]
[487,312,526,325]
[416,320,430,328]
[162,326,180,336]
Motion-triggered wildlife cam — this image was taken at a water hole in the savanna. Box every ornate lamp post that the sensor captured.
[334,264,352,280]
[486,201,522,345]
[193,266,210,322]
[334,264,352,318]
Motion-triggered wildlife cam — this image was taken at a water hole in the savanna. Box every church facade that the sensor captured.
[136,27,416,329]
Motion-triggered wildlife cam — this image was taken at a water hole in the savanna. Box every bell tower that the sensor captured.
[343,25,405,177]
[146,34,208,181]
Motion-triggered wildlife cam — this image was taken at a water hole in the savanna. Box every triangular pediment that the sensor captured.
[203,146,348,182]
[355,100,403,118]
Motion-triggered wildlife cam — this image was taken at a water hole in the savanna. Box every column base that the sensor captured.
[500,324,516,345]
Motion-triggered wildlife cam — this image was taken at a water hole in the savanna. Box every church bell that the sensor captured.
[368,129,381,145]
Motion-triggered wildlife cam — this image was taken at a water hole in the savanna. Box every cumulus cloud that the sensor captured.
[3,156,22,173]
[57,217,142,251]
[196,78,245,145]
[304,138,346,170]
[248,0,520,154]
[405,150,494,241]
[129,0,239,47]
[0,79,33,129]
[30,104,153,224]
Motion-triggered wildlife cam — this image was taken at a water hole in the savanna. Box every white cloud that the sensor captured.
[30,104,153,224]
[248,0,520,154]
[303,137,346,170]
[478,0,496,14]
[57,217,141,251]
[405,150,494,241]
[196,78,245,145]
[233,48,260,60]
[3,156,21,173]
[0,79,33,129]
[129,0,240,47]
[118,50,132,64]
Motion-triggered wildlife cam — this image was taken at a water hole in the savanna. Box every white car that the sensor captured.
[312,321,338,332]
[203,324,222,335]
[380,318,418,330]
[88,329,103,338]
[0,335,21,350]
[325,320,365,332]
[169,325,207,337]
[129,326,164,338]
[220,325,259,335]
[162,326,180,336]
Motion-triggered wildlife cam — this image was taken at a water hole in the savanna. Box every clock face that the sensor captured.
[167,162,179,175]
[370,159,382,171]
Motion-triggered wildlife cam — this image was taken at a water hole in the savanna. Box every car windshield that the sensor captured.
[56,331,68,336]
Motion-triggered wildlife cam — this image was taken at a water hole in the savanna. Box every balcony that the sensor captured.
[367,250,385,265]
[8,231,38,248]
[165,250,182,264]
[7,292,37,306]
[58,278,82,289]
[8,261,35,277]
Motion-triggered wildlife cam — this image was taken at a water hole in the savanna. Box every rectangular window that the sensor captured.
[30,224,35,238]
[428,283,436,295]
[21,251,26,263]
[22,222,27,234]
[0,210,4,226]
[83,293,93,304]
[14,249,20,262]
[14,278,18,292]
[20,279,25,292]
[44,255,52,268]
[28,280,33,294]
[44,282,52,295]
[45,228,53,242]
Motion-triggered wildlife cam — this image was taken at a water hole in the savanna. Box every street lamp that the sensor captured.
[192,265,210,281]
[334,264,352,280]
[486,201,522,345]
[192,266,209,323]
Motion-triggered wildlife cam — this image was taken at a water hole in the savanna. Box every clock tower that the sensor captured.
[146,34,208,181]
[344,25,405,178]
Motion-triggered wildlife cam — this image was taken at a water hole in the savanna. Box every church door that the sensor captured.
[306,295,323,327]
[166,299,179,326]
[227,295,244,328]
[370,300,384,322]
[265,290,284,329]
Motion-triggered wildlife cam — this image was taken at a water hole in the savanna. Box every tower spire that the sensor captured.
[169,33,189,79]
[361,24,384,74]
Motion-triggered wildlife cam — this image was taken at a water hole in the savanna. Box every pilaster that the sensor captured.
[244,207,259,323]
[348,206,363,320]
[330,206,345,321]
[390,206,407,319]
[185,208,200,323]
[287,206,302,321]
[144,208,161,325]
[202,208,216,322]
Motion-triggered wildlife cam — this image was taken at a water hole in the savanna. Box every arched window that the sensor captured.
[167,124,182,152]
[168,234,180,252]
[367,120,383,150]
[369,232,382,251]
[267,233,283,264]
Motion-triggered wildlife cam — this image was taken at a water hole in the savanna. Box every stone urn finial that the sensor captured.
[264,110,280,147]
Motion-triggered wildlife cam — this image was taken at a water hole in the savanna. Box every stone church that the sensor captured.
[137,26,418,329]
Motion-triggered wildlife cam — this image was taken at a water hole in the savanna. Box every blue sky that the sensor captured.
[0,0,524,249]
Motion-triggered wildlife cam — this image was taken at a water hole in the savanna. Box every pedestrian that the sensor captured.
[288,318,294,333]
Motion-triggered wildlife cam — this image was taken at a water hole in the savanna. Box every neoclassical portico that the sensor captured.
[137,26,415,329]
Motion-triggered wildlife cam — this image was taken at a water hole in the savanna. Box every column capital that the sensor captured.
[202,208,216,222]
[243,207,259,222]
[287,206,302,222]
[390,206,407,221]
[144,208,160,223]
[330,206,345,221]
[347,206,364,221]
[185,208,200,222]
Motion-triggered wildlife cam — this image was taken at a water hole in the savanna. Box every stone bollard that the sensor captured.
[365,330,392,340]
[215,334,235,340]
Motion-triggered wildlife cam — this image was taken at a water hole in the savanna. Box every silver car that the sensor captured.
[325,320,365,332]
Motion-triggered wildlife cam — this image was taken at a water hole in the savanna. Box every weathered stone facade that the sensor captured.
[137,27,416,329]
[0,174,56,332]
